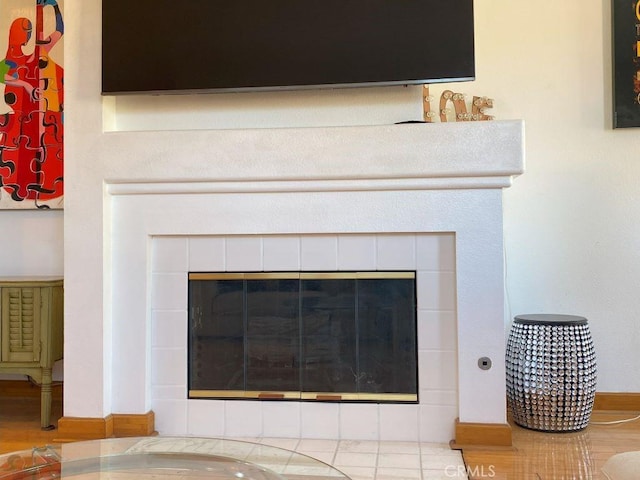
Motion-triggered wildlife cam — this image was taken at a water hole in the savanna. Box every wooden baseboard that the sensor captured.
[56,412,155,442]
[113,411,156,437]
[450,418,513,450]
[594,392,640,411]
[56,415,114,442]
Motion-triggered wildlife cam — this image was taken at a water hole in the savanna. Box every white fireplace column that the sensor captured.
[64,120,524,442]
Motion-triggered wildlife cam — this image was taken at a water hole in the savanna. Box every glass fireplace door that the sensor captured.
[189,272,417,403]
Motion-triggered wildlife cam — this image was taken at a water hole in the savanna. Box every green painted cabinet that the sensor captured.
[0,277,63,430]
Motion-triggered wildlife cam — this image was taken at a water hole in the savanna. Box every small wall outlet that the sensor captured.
[478,357,492,370]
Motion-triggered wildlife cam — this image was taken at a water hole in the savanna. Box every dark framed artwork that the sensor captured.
[612,0,640,128]
[0,0,64,209]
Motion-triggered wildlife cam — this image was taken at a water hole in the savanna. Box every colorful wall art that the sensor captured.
[612,0,640,128]
[0,0,63,209]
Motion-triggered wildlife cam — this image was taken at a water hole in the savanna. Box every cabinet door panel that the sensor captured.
[1,287,42,363]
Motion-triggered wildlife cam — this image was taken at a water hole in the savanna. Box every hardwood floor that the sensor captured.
[462,410,640,479]
[0,381,63,455]
[1,381,639,479]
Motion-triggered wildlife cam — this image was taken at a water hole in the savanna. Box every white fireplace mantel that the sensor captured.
[99,120,523,189]
[64,119,524,441]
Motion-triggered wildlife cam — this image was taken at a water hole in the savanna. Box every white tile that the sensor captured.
[219,438,260,458]
[379,405,419,442]
[376,235,416,270]
[333,451,378,468]
[301,236,338,270]
[153,237,188,273]
[375,467,422,480]
[295,450,335,465]
[419,442,453,454]
[152,273,188,311]
[300,402,340,438]
[227,437,262,444]
[296,438,339,453]
[247,443,294,468]
[151,347,187,386]
[416,271,456,311]
[256,463,286,475]
[153,399,188,435]
[226,237,262,271]
[224,401,263,437]
[416,234,455,272]
[420,452,465,471]
[151,385,186,400]
[377,452,421,469]
[422,467,466,480]
[417,310,457,351]
[418,350,457,391]
[262,402,301,438]
[337,235,376,270]
[378,441,420,454]
[283,464,336,477]
[263,236,300,271]
[338,439,379,453]
[258,437,301,451]
[152,310,187,348]
[418,390,458,407]
[419,405,458,444]
[189,237,225,271]
[339,403,379,440]
[334,466,376,480]
[187,399,225,436]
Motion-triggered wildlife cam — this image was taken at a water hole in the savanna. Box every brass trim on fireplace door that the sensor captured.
[354,272,415,279]
[300,392,418,402]
[189,390,417,403]
[244,272,302,280]
[298,272,416,280]
[189,273,246,280]
[189,271,416,280]
[189,390,301,400]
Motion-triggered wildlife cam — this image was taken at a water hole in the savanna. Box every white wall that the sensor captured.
[1,0,637,392]
[0,210,63,275]
[478,1,640,392]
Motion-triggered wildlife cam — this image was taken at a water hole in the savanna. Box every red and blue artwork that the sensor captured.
[0,0,63,209]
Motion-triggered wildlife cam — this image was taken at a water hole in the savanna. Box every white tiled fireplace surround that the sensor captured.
[64,120,524,449]
[151,233,457,439]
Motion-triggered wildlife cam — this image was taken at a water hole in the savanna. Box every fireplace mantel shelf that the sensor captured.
[101,120,524,191]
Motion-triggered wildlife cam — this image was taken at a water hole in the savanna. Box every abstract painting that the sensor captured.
[612,0,640,128]
[0,0,63,209]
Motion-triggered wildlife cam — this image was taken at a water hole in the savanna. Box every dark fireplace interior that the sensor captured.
[188,272,418,402]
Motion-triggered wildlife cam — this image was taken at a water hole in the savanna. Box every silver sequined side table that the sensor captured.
[506,314,597,432]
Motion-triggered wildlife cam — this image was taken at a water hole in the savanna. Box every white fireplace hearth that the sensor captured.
[64,120,524,443]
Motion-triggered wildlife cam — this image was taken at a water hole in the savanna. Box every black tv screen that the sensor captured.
[102,0,475,95]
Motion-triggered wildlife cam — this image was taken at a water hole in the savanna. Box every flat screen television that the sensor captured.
[102,0,475,95]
